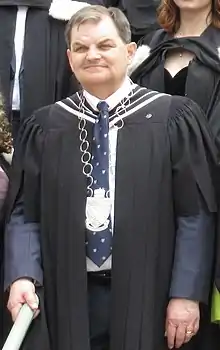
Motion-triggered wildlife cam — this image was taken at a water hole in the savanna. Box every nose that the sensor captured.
[86,45,101,60]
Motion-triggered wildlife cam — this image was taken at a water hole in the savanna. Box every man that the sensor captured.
[4,5,217,350]
[0,0,99,142]
[0,0,94,345]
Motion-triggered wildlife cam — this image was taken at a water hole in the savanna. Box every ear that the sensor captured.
[127,42,137,62]
[67,49,74,72]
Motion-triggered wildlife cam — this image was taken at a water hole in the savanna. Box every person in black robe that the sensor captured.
[0,0,103,142]
[129,0,220,128]
[0,93,13,347]
[0,0,107,346]
[129,2,220,345]
[3,5,218,350]
[105,0,160,43]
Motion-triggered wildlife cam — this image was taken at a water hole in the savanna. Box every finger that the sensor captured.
[164,316,170,337]
[193,318,200,335]
[166,323,177,349]
[23,291,39,310]
[184,328,194,344]
[33,308,40,319]
[175,324,187,348]
[11,303,23,322]
[7,293,26,312]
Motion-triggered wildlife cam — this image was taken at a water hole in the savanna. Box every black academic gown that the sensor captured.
[0,1,106,346]
[0,0,81,124]
[130,25,220,348]
[130,25,220,124]
[0,1,79,345]
[5,86,217,350]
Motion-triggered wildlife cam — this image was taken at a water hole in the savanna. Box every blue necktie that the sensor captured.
[86,101,113,266]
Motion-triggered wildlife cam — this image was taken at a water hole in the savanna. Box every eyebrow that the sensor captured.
[72,41,86,47]
[97,38,114,44]
[72,38,114,47]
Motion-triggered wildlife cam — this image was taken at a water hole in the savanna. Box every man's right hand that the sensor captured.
[7,278,40,322]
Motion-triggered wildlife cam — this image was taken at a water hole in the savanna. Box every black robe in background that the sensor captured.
[130,25,220,347]
[0,0,50,6]
[130,25,220,125]
[0,0,83,124]
[105,0,159,42]
[4,87,217,350]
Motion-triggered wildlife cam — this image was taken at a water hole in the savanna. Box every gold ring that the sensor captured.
[186,330,193,335]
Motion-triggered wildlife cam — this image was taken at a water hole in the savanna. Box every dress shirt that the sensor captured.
[169,200,215,303]
[12,6,28,111]
[84,77,135,271]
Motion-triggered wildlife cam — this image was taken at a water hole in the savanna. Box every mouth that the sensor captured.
[84,65,107,69]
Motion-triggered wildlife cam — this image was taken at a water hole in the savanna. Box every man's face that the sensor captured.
[67,17,136,93]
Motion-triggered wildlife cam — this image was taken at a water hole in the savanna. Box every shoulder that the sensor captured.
[128,86,173,123]
[167,96,209,138]
[139,28,167,47]
[32,93,80,131]
[203,25,220,50]
[128,29,168,76]
[134,93,204,126]
[168,95,203,121]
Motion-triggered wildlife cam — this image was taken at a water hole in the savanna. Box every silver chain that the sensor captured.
[77,84,134,196]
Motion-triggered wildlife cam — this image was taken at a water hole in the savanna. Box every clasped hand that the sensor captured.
[165,298,200,349]
[7,279,40,322]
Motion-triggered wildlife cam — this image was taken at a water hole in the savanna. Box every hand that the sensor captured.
[7,278,40,322]
[165,298,200,349]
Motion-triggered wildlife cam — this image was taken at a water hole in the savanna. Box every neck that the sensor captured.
[177,8,211,37]
[83,80,125,100]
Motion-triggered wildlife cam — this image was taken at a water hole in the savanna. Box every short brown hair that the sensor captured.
[157,0,220,33]
[0,94,13,154]
[65,5,131,48]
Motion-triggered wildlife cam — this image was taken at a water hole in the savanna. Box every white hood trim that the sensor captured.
[2,150,14,165]
[128,45,151,76]
[49,0,91,21]
[129,45,220,77]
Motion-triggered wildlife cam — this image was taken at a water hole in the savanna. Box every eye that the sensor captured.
[74,46,87,53]
[99,44,114,50]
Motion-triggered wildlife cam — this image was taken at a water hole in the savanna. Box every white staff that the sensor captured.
[2,303,35,350]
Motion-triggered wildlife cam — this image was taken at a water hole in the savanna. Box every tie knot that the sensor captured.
[97,101,109,113]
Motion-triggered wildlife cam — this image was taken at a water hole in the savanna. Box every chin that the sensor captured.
[82,73,110,85]
[175,0,196,9]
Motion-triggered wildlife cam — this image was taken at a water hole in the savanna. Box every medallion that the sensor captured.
[86,188,112,232]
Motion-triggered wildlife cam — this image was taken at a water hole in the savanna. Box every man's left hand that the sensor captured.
[165,298,200,349]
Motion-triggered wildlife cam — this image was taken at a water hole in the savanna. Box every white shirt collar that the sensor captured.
[83,77,134,111]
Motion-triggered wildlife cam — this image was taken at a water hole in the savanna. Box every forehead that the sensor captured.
[70,17,122,44]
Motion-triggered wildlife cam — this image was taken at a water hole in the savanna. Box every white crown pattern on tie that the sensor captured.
[86,188,111,232]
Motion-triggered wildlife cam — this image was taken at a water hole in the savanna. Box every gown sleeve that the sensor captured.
[167,96,217,216]
[3,111,50,350]
[6,108,47,223]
